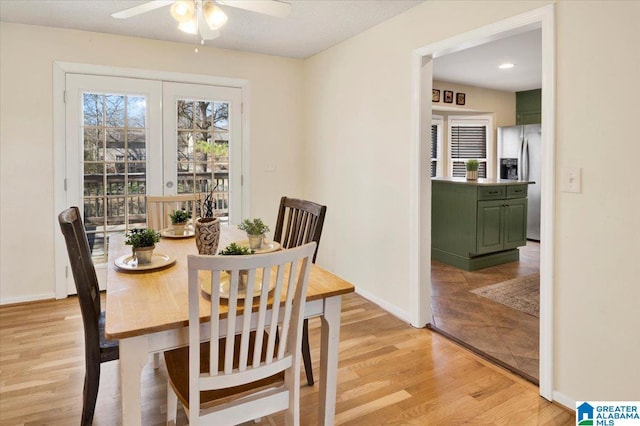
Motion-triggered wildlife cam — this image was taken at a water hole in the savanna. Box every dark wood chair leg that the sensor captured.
[302,318,314,386]
[81,361,100,426]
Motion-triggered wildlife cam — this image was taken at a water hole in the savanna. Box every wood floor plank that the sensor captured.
[0,292,574,425]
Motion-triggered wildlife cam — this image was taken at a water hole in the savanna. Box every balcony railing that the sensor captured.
[82,164,230,262]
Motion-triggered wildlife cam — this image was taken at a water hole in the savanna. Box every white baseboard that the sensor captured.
[354,287,412,324]
[0,293,56,306]
[552,391,575,410]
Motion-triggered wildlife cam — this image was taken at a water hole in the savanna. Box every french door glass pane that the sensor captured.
[81,91,148,263]
[175,99,230,220]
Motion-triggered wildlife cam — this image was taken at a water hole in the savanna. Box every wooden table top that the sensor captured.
[105,226,355,340]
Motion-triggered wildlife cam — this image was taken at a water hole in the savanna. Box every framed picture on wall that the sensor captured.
[432,89,441,102]
[444,90,454,103]
[456,92,466,105]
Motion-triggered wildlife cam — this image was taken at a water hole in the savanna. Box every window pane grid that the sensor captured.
[175,99,230,221]
[82,92,148,263]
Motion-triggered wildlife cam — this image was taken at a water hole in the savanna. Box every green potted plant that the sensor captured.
[218,243,255,290]
[218,242,255,256]
[169,209,191,236]
[465,159,479,180]
[195,186,221,255]
[238,218,270,249]
[125,228,161,264]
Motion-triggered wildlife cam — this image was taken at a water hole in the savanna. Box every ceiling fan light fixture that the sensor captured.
[170,0,195,23]
[178,18,198,35]
[202,2,228,30]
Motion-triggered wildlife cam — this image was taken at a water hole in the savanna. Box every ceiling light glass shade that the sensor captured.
[178,18,198,35]
[202,2,228,30]
[499,63,515,69]
[170,0,195,23]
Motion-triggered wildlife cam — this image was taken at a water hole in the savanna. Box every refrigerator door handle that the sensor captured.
[523,138,530,181]
[517,136,524,180]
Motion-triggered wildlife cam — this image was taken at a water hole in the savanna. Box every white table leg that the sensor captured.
[120,336,149,426]
[318,295,342,426]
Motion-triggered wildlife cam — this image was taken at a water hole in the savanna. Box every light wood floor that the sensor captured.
[0,291,573,425]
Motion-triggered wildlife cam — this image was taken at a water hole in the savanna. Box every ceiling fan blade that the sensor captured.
[216,0,291,18]
[111,0,174,19]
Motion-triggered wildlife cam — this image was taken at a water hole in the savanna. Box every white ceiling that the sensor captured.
[0,0,423,59]
[1,1,541,91]
[433,28,542,92]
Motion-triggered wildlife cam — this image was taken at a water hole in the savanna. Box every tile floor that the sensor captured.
[430,241,540,382]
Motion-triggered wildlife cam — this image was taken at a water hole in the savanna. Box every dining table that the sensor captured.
[105,224,354,425]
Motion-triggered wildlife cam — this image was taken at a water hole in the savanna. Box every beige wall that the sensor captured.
[303,0,639,403]
[433,80,517,127]
[0,23,304,302]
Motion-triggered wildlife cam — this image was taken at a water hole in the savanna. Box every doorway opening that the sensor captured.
[410,5,556,400]
[429,30,542,383]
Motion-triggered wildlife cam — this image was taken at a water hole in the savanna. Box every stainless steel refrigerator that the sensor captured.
[497,124,541,241]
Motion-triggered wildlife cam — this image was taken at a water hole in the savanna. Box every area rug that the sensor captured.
[471,274,540,318]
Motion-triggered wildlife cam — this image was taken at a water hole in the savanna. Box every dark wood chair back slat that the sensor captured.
[273,197,326,263]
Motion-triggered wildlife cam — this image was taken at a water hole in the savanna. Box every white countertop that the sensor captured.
[432,177,535,186]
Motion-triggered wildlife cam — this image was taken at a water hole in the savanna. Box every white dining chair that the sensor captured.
[163,242,317,426]
[146,194,198,231]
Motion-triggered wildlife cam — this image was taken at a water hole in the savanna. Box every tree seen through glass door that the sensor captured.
[82,92,148,263]
[176,99,230,221]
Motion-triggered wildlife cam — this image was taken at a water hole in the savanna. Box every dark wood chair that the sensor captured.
[273,196,327,386]
[58,206,119,426]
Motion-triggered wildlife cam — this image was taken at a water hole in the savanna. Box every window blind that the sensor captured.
[431,124,438,177]
[451,125,487,159]
[450,123,488,178]
[452,161,487,177]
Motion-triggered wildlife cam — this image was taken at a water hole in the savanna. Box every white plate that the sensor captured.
[160,228,195,239]
[200,270,276,299]
[234,240,281,254]
[114,253,176,271]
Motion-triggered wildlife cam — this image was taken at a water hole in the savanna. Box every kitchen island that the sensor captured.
[431,177,533,271]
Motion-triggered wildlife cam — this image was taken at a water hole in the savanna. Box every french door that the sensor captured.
[64,74,242,293]
[162,82,242,221]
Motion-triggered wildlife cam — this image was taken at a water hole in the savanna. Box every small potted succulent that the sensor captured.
[169,209,191,235]
[238,218,270,250]
[125,228,161,264]
[465,159,479,180]
[219,242,255,290]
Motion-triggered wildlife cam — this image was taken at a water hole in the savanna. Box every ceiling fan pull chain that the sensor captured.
[194,1,200,52]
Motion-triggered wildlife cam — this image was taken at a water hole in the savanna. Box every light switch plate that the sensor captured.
[265,161,276,172]
[561,167,581,193]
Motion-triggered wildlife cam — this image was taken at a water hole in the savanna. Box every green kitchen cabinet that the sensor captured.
[516,89,541,125]
[477,197,527,254]
[432,178,529,270]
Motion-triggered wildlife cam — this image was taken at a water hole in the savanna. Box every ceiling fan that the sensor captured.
[112,0,292,42]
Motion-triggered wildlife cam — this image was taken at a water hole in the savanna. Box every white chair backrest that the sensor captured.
[187,242,316,420]
[146,194,198,231]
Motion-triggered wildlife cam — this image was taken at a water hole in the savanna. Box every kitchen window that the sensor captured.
[431,115,443,177]
[448,116,493,178]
